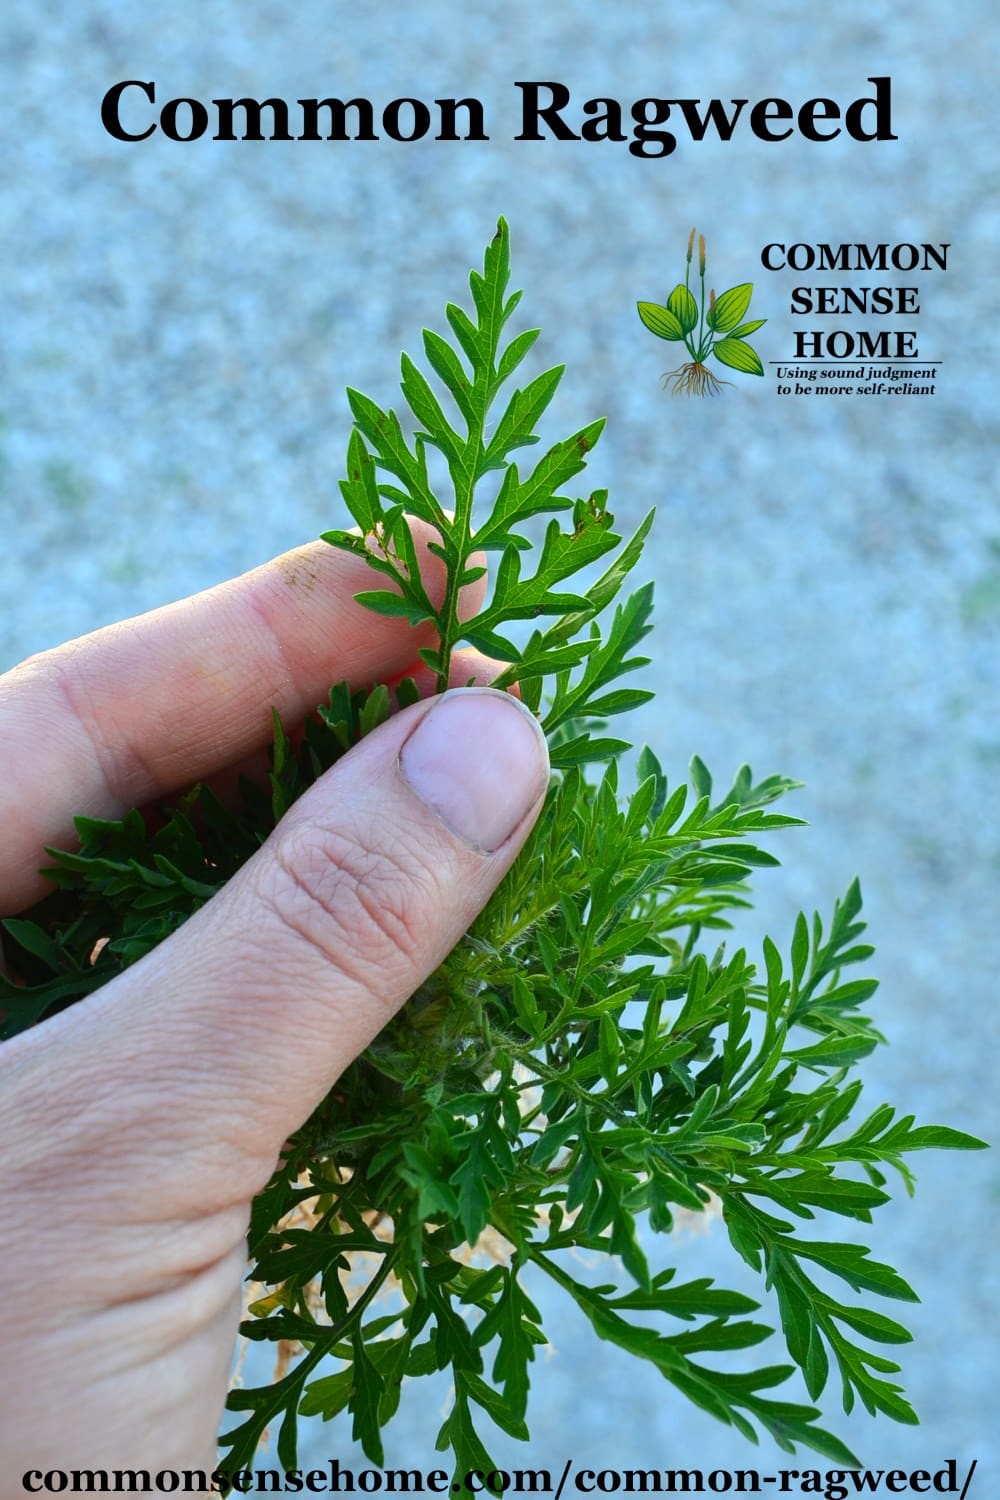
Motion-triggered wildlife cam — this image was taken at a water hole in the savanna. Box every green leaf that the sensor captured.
[463,1372,530,1441]
[221,1370,305,1473]
[446,301,481,366]
[829,1305,913,1345]
[712,339,764,376]
[482,365,565,469]
[338,429,382,531]
[610,1207,651,1288]
[791,912,810,988]
[394,675,420,709]
[399,1143,461,1220]
[496,327,541,385]
[599,1013,621,1084]
[353,590,436,625]
[474,1269,543,1422]
[350,1328,387,1465]
[300,1368,353,1420]
[788,1240,919,1302]
[436,1381,499,1488]
[473,422,601,552]
[400,352,466,472]
[637,302,685,341]
[896,1124,988,1152]
[543,583,654,739]
[729,318,767,339]
[1,918,68,971]
[708,283,754,332]
[359,684,392,737]
[666,284,699,333]
[689,754,713,799]
[422,328,476,426]
[345,388,433,516]
[549,735,630,768]
[450,1110,512,1244]
[460,625,521,661]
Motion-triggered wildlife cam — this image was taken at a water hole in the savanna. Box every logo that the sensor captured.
[637,228,765,395]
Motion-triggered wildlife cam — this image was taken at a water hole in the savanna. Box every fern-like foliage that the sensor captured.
[0,221,985,1480]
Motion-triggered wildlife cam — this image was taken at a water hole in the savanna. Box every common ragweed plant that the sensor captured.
[638,227,766,394]
[0,221,984,1478]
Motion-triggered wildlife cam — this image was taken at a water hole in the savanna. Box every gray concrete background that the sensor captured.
[2,0,997,1482]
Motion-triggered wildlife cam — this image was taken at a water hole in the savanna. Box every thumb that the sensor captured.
[5,688,549,1217]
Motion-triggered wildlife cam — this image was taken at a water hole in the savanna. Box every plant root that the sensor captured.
[661,362,733,397]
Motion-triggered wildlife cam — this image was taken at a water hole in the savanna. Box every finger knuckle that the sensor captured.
[259,821,430,991]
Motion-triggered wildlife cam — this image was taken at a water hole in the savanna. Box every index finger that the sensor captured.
[0,521,486,915]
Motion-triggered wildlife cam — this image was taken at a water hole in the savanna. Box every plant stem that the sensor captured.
[434,429,481,693]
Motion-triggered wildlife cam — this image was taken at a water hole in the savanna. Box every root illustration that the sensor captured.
[661,362,733,397]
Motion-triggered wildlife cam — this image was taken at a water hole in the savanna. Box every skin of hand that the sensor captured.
[0,522,549,1477]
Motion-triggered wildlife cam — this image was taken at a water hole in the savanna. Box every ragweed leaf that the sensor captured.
[475,1267,544,1421]
[436,1379,500,1489]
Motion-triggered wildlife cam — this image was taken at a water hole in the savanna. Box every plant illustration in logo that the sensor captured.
[638,228,766,395]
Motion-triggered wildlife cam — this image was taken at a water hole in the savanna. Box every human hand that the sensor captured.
[0,525,548,1476]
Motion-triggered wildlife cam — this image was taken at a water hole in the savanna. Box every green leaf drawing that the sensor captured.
[707,283,754,332]
[713,338,765,376]
[640,233,768,395]
[637,301,686,340]
[667,284,699,333]
[728,319,767,339]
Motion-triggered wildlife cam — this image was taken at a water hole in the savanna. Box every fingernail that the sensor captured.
[399,688,549,853]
